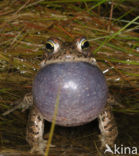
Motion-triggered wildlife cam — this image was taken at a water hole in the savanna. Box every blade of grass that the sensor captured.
[114,8,135,23]
[104,17,139,25]
[88,0,108,12]
[93,16,139,54]
[45,87,61,156]
[98,57,139,65]
[26,0,101,9]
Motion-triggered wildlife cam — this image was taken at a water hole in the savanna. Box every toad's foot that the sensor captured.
[2,93,33,116]
[26,107,55,155]
[98,103,118,154]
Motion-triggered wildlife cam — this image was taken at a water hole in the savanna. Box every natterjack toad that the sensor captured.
[3,37,118,155]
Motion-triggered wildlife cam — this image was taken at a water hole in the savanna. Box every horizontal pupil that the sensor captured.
[82,41,89,49]
[46,43,54,50]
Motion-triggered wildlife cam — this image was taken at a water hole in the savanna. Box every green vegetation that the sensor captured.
[0,0,138,155]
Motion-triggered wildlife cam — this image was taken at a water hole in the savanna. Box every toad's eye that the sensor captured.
[76,37,89,52]
[81,39,89,49]
[46,41,54,50]
[46,39,60,53]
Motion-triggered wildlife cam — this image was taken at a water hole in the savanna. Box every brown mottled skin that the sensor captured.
[15,37,118,154]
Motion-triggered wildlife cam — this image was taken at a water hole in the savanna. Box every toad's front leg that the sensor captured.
[98,103,118,151]
[26,106,46,155]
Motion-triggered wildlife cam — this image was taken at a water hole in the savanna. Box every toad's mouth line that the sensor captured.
[40,57,97,67]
